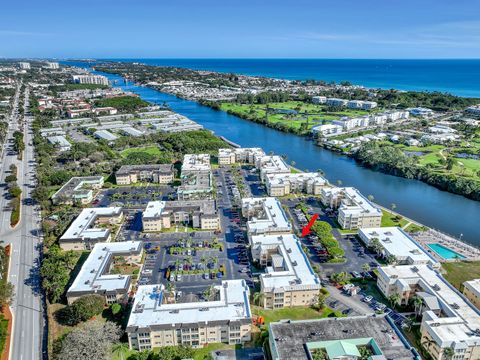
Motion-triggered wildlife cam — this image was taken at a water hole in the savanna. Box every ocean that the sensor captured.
[103,58,480,98]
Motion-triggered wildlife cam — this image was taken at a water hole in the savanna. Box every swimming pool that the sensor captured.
[427,243,466,260]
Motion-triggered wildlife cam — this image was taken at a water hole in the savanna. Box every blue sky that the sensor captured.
[1,0,480,58]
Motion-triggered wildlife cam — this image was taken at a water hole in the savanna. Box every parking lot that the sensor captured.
[96,184,175,208]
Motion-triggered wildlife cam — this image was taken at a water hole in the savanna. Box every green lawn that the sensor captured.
[120,146,162,158]
[0,314,8,358]
[405,223,428,233]
[380,209,408,228]
[442,261,480,291]
[252,305,343,325]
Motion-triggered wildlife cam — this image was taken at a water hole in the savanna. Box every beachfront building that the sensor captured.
[44,62,59,69]
[311,124,343,137]
[377,264,480,360]
[178,154,213,200]
[320,187,382,230]
[268,315,417,360]
[251,233,320,309]
[358,227,439,267]
[59,207,124,250]
[51,176,104,205]
[115,164,174,185]
[463,279,480,310]
[242,197,292,237]
[265,172,328,197]
[255,155,290,182]
[126,280,252,350]
[217,147,265,165]
[72,74,109,86]
[142,200,220,232]
[66,241,143,305]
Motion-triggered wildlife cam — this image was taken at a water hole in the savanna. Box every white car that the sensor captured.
[363,295,373,303]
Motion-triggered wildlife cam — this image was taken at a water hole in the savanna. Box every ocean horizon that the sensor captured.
[102,58,480,98]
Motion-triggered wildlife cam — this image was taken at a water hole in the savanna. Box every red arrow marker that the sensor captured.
[301,213,319,237]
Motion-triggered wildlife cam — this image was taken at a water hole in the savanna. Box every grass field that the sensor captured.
[0,314,8,357]
[380,209,408,228]
[120,146,162,157]
[220,101,375,133]
[252,305,343,325]
[442,261,480,290]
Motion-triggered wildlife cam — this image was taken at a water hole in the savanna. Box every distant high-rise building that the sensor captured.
[72,74,109,86]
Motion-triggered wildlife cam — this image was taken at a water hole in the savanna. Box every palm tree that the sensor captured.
[421,338,436,354]
[411,295,423,318]
[386,254,398,265]
[390,203,397,212]
[253,292,264,306]
[367,194,374,202]
[361,263,370,279]
[111,343,129,360]
[336,179,343,187]
[442,347,455,360]
[388,293,401,310]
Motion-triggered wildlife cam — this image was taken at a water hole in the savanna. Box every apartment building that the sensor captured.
[463,279,480,310]
[218,147,265,165]
[19,62,31,70]
[347,99,378,110]
[358,227,438,267]
[255,155,290,182]
[115,164,174,185]
[408,107,434,117]
[126,280,252,351]
[466,105,480,115]
[178,154,213,200]
[72,74,109,86]
[142,200,220,232]
[333,110,409,131]
[311,124,343,137]
[265,172,327,196]
[326,98,348,107]
[377,265,480,360]
[269,315,416,360]
[94,129,118,142]
[51,176,104,205]
[242,197,292,237]
[59,207,124,250]
[250,233,320,309]
[44,62,60,69]
[320,187,382,230]
[66,241,143,305]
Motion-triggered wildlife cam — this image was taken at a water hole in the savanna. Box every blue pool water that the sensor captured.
[427,243,466,260]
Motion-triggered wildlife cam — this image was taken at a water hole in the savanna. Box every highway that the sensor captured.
[0,83,43,360]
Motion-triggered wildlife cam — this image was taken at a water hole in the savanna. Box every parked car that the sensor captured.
[363,295,373,303]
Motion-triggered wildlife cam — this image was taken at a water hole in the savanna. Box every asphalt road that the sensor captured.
[0,84,44,360]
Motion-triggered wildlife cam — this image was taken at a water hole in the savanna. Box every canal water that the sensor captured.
[66,62,480,246]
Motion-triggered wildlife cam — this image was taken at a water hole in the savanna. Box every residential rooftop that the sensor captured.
[67,241,142,297]
[242,197,292,235]
[269,315,416,360]
[126,280,251,331]
[359,227,438,267]
[181,153,211,172]
[51,176,103,203]
[251,233,320,293]
[116,164,173,176]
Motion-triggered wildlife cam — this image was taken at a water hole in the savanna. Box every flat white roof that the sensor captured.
[182,154,211,172]
[256,155,290,174]
[463,279,480,298]
[67,241,142,296]
[143,201,166,219]
[127,280,251,329]
[251,234,320,292]
[326,187,382,216]
[94,129,118,141]
[266,172,327,187]
[379,265,480,348]
[60,207,122,241]
[242,197,292,235]
[47,135,71,147]
[359,227,438,266]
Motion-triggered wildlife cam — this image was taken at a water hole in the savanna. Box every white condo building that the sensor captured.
[265,172,327,196]
[320,187,382,230]
[242,197,292,236]
[126,280,252,350]
[72,74,109,86]
[255,155,290,182]
[218,147,265,165]
[250,233,321,309]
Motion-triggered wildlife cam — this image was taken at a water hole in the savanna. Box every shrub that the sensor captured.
[60,295,105,325]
